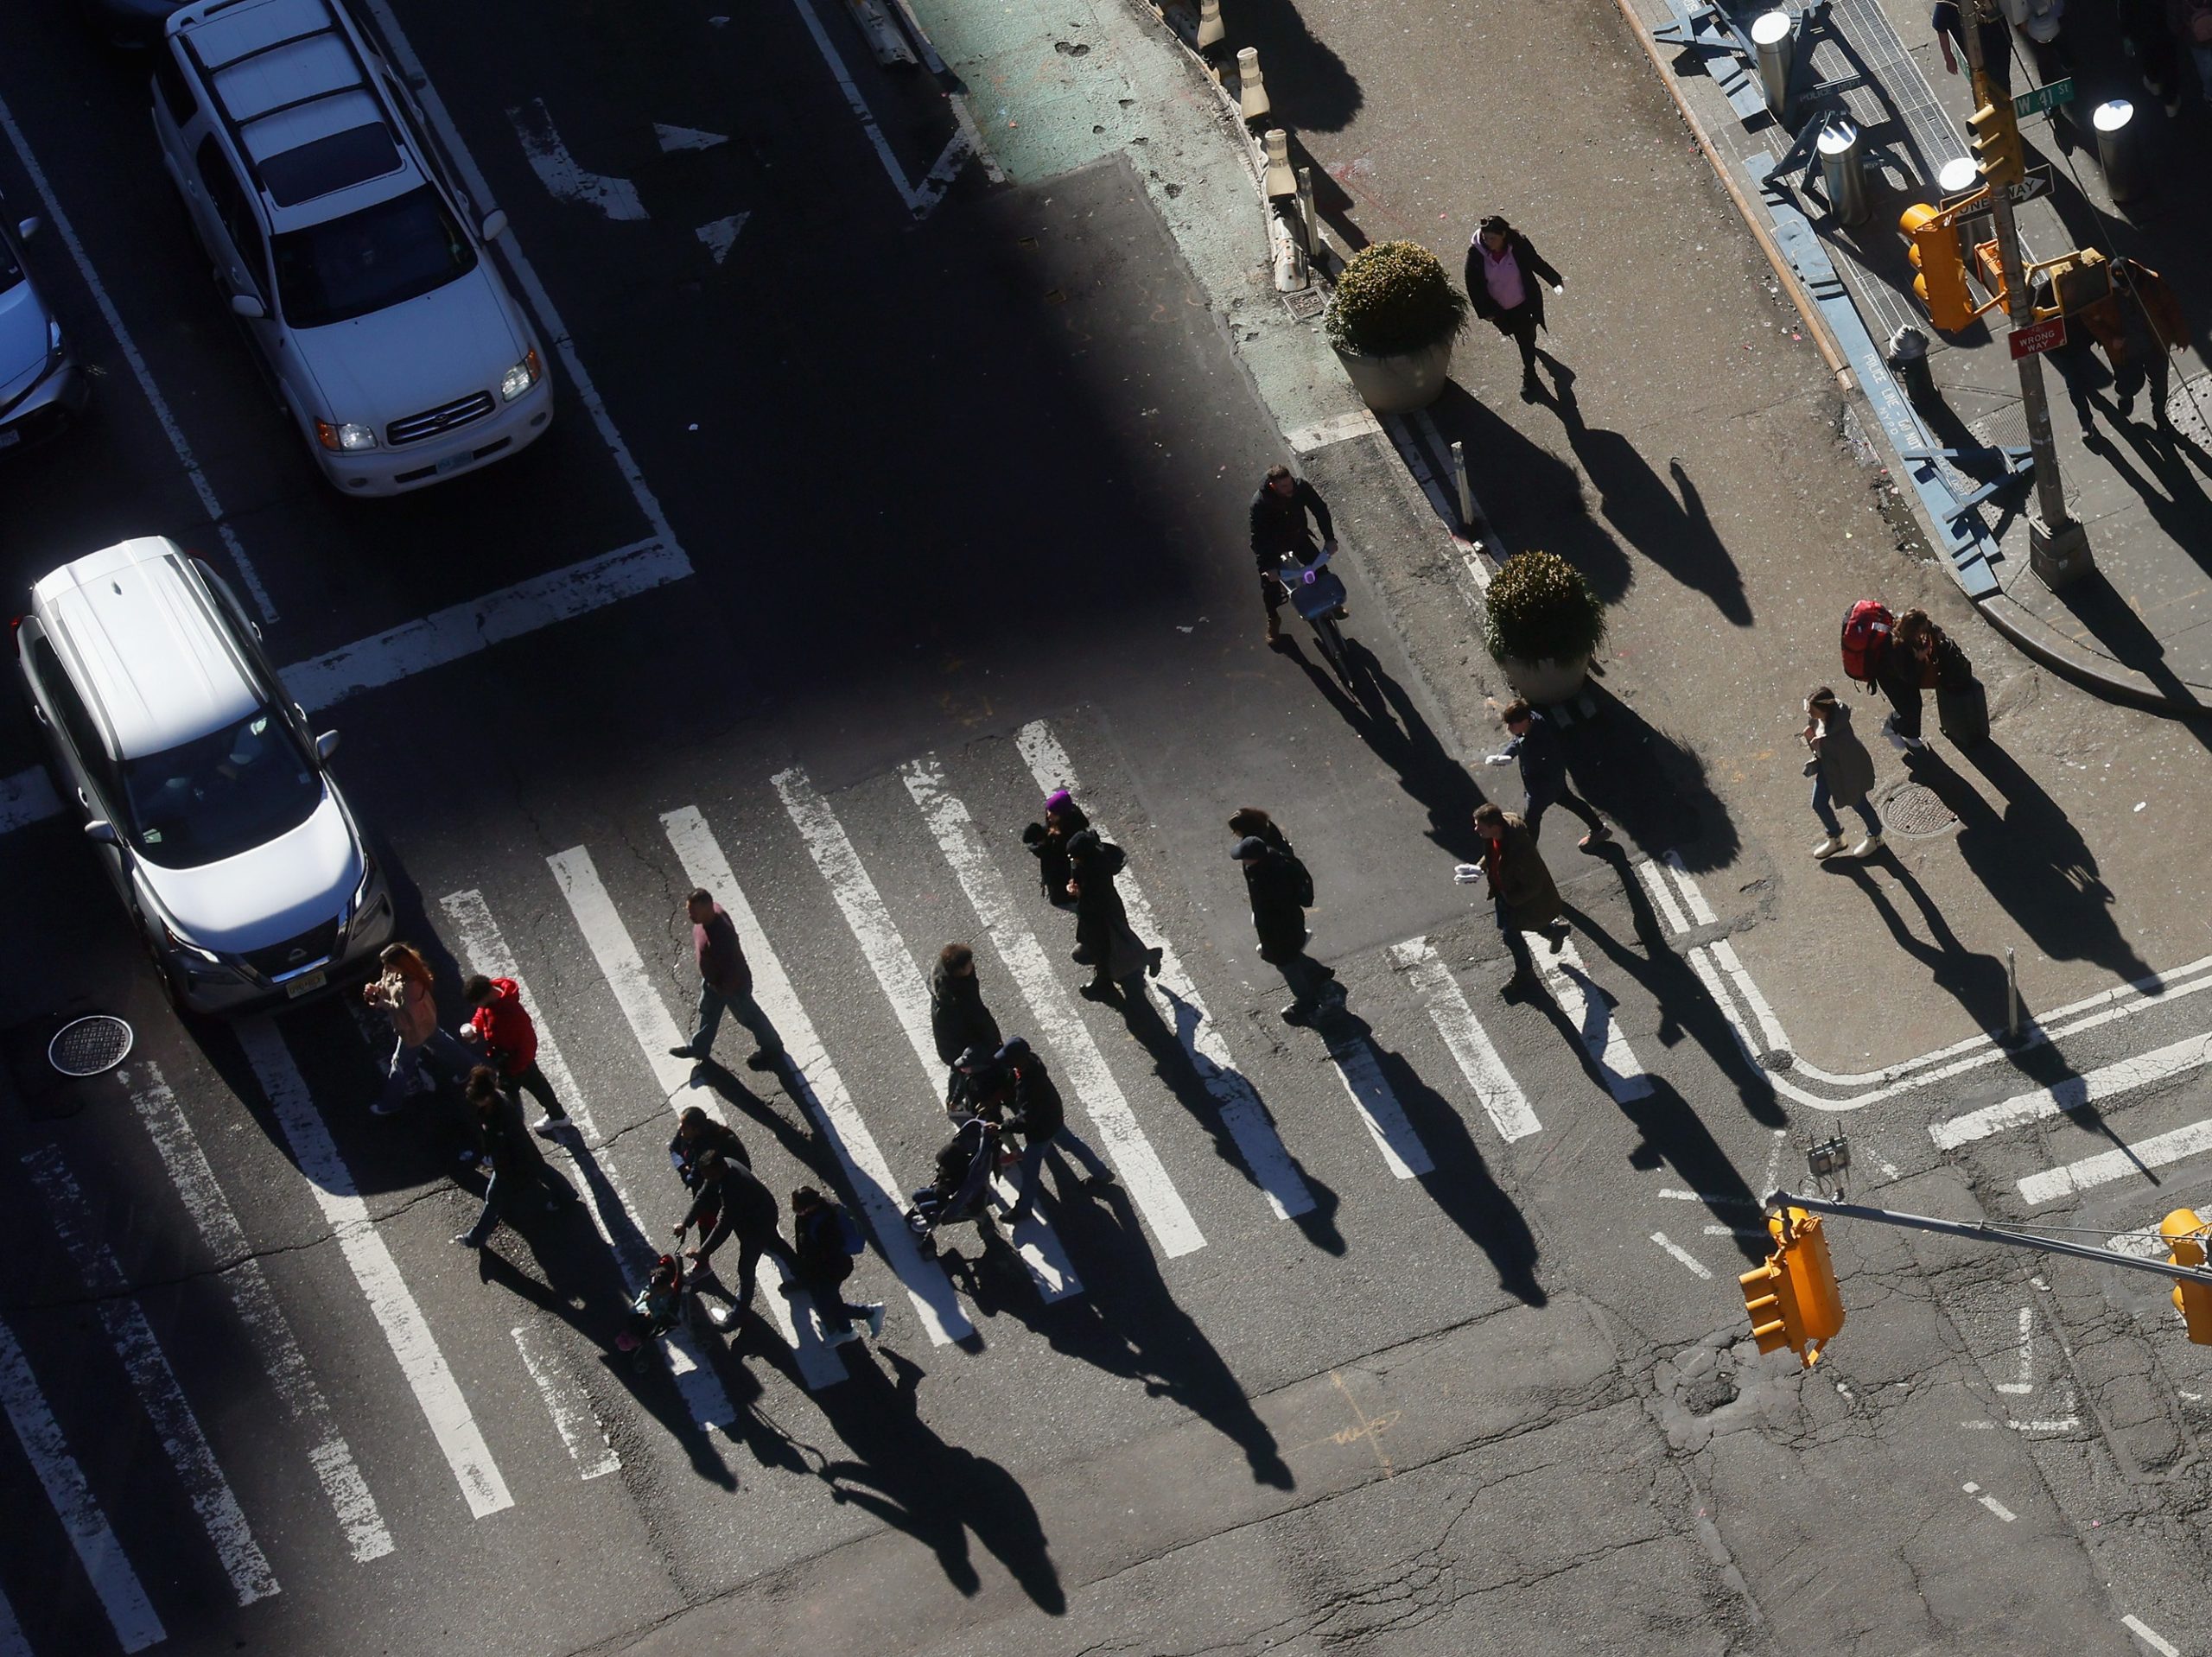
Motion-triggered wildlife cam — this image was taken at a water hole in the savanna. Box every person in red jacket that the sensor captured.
[461,974,569,1137]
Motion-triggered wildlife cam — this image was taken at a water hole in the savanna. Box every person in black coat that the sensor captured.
[930,943,1001,1100]
[789,1187,883,1344]
[1465,214,1565,398]
[1232,834,1338,1025]
[454,1067,575,1248]
[1020,789,1088,906]
[988,1038,1116,1222]
[674,1152,797,1327]
[1249,463,1338,646]
[1482,699,1610,850]
[1066,830,1161,1002]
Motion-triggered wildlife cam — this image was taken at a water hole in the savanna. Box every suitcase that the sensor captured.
[1936,676,1988,747]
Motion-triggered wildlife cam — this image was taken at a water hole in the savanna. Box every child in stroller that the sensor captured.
[614,1254,690,1371]
[904,1091,1016,1259]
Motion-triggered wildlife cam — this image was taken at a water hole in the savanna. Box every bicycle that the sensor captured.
[1274,545,1352,682]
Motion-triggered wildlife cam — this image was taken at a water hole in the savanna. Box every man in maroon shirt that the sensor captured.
[670,888,785,1073]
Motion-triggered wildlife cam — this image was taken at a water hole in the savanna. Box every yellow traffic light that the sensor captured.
[2164,1209,2212,1343]
[1967,85,2024,187]
[1739,1208,1845,1365]
[1900,202,1979,333]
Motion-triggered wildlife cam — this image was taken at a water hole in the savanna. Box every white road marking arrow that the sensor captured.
[656,123,730,153]
[509,98,648,220]
[695,212,750,265]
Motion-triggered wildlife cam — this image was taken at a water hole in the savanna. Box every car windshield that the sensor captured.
[270,184,476,328]
[121,710,322,869]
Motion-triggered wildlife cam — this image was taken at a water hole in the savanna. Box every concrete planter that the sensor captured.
[1496,651,1590,704]
[1332,337,1455,414]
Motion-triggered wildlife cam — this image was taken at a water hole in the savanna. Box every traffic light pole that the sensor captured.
[1961,1,2093,587]
[1769,1191,2212,1291]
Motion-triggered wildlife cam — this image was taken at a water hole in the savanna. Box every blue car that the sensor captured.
[0,205,89,455]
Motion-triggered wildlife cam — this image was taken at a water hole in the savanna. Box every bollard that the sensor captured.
[1262,129,1295,199]
[1452,441,1476,531]
[1816,118,1868,225]
[2005,946,2021,1044]
[1237,47,1270,123]
[2093,99,2147,203]
[1195,0,1224,49]
[1886,326,1936,409]
[1751,11,1794,120]
[1296,165,1318,257]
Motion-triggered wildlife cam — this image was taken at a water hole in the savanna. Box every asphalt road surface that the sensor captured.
[3,0,2212,1652]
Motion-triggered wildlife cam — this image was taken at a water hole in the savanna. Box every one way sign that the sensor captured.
[2007,163,2054,206]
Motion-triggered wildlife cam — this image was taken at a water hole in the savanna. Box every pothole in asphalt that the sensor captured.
[1681,1369,1739,1417]
[1882,782,1958,837]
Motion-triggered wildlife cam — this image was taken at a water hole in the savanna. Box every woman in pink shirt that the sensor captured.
[1463,214,1565,399]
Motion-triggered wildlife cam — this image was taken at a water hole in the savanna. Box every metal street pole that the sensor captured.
[1769,1191,2212,1291]
[1960,0,2093,587]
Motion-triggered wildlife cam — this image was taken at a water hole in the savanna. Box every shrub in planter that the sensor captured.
[1482,549,1605,667]
[1325,239,1469,359]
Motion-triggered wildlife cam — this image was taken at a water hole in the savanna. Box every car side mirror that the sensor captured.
[480,210,508,242]
[231,294,266,320]
[315,730,340,762]
[16,217,38,241]
[85,819,118,845]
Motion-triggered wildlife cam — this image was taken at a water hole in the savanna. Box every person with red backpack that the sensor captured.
[461,974,569,1137]
[1840,600,1929,753]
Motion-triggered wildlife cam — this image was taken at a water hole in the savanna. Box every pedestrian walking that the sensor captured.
[669,1103,751,1189]
[1932,0,2014,88]
[983,1038,1116,1222]
[453,1067,576,1248]
[1020,789,1089,907]
[672,1152,797,1327]
[1460,802,1569,997]
[1249,463,1338,648]
[1231,832,1340,1025]
[459,973,568,1136]
[365,942,472,1116]
[1482,698,1611,851]
[1226,805,1294,856]
[930,943,1002,1101]
[787,1187,885,1345]
[1875,608,1974,752]
[1801,688,1885,860]
[1066,829,1161,1002]
[1465,214,1565,400]
[668,888,785,1073]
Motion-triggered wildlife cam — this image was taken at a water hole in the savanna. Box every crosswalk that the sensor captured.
[18,719,2124,1654]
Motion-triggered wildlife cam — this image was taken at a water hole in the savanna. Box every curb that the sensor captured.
[1975,592,2201,714]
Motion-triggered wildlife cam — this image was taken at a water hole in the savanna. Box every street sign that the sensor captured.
[2007,162,2054,205]
[2010,315,2067,359]
[2013,78,2075,118]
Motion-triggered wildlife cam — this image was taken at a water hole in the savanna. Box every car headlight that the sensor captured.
[499,348,542,403]
[160,920,226,966]
[343,852,379,929]
[315,420,378,453]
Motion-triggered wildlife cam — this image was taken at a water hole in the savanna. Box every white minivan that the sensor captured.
[151,0,551,492]
[15,537,393,1013]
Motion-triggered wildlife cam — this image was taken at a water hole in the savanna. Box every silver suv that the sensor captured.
[151,0,551,493]
[15,537,394,1013]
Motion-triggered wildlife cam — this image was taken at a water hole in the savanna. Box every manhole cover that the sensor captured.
[2166,372,2212,450]
[49,1015,132,1076]
[1881,782,1958,837]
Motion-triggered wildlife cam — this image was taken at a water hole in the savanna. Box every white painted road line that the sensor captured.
[775,765,1085,1298]
[1632,858,1690,937]
[1961,1482,2017,1522]
[0,91,276,621]
[903,755,1208,1258]
[2123,1613,2183,1656]
[788,0,968,216]
[1931,1032,2212,1150]
[512,1326,620,1479]
[128,1064,392,1563]
[509,98,647,219]
[1658,1188,1761,1207]
[1997,1306,2035,1395]
[0,1314,165,1652]
[1016,721,1313,1220]
[660,807,976,1345]
[1285,408,1383,454]
[2019,1117,2212,1207]
[237,1017,513,1518]
[1662,852,1719,926]
[440,890,744,1431]
[1650,1232,1713,1279]
[1324,1037,1433,1179]
[543,847,842,1386]
[1538,940,1654,1101]
[24,1145,279,1607]
[1708,940,1791,1057]
[1391,936,1541,1144]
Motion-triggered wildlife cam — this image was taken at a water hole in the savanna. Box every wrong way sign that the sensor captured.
[2010,316,2068,359]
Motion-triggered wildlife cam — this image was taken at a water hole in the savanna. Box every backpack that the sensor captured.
[1840,600,1893,689]
[1284,852,1316,908]
[836,1205,866,1256]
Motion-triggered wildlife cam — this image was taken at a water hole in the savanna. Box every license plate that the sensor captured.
[284,969,327,998]
[0,429,19,450]
[435,453,468,474]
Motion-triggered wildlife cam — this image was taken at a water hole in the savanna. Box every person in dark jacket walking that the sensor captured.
[1066,830,1162,1001]
[1226,805,1294,855]
[983,1038,1115,1222]
[1482,699,1610,850]
[1021,789,1088,906]
[1232,833,1339,1025]
[1801,687,1885,860]
[669,889,784,1072]
[1874,608,1972,751]
[459,974,569,1136]
[674,1152,797,1327]
[930,943,1002,1095]
[454,1067,575,1248]
[1465,215,1565,398]
[788,1187,884,1344]
[1249,464,1338,647]
[1460,803,1569,996]
[668,1103,751,1196]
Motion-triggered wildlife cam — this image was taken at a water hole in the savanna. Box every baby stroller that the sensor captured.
[905,1114,1015,1260]
[614,1254,691,1372]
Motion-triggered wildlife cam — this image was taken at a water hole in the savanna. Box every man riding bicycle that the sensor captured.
[1249,464,1345,647]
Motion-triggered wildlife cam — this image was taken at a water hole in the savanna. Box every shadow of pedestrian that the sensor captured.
[1542,684,1740,878]
[805,1347,1065,1610]
[685,1059,817,1165]
[1318,1006,1548,1306]
[1825,852,2012,1034]
[1116,986,1346,1254]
